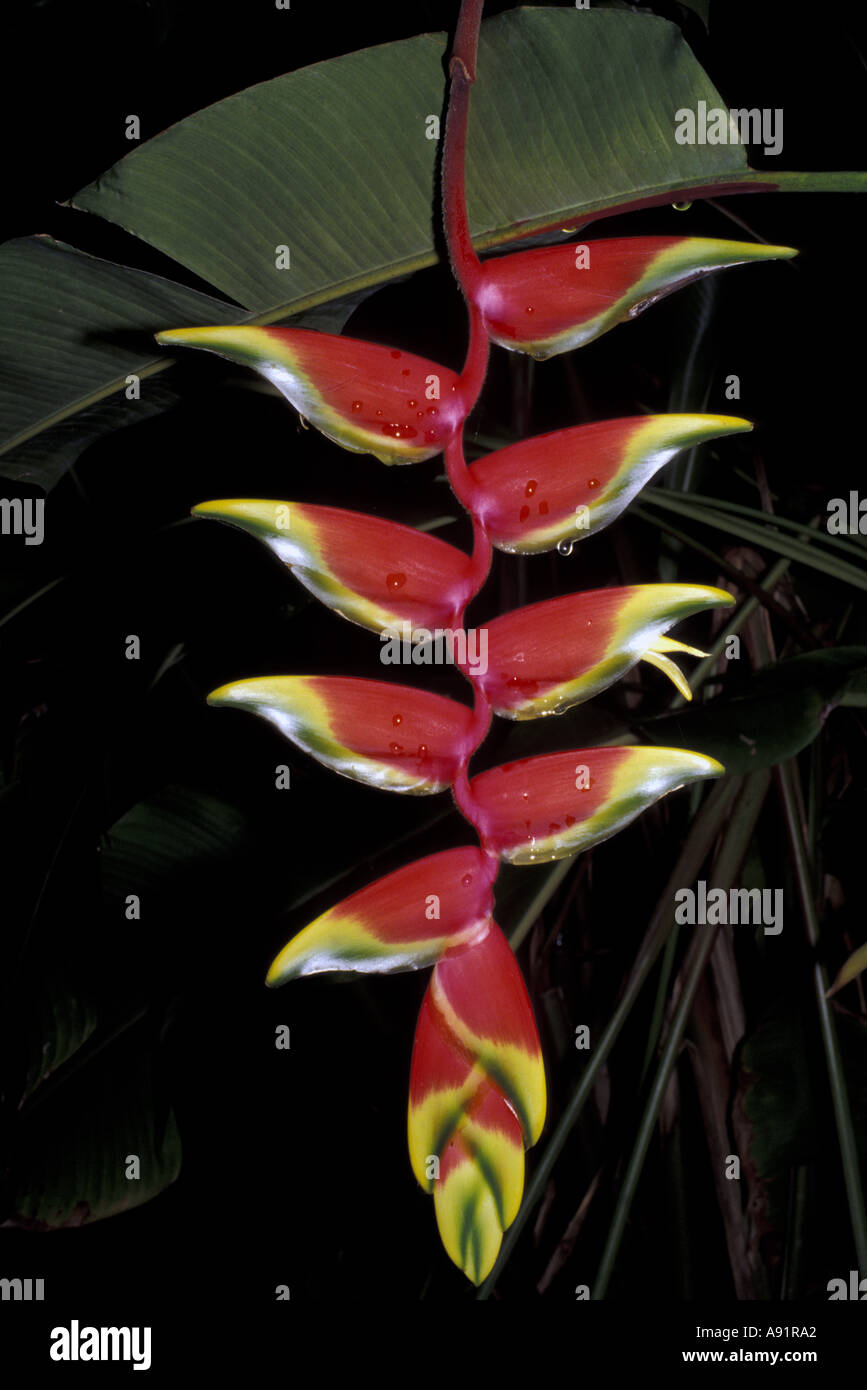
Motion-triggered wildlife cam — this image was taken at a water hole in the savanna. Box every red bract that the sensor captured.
[467,413,751,553]
[476,236,796,358]
[155,325,466,462]
[462,583,733,717]
[267,847,497,983]
[408,920,546,1283]
[207,675,476,792]
[193,499,477,633]
[470,747,724,864]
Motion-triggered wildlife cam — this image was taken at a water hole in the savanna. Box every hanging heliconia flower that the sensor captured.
[158,0,793,1286]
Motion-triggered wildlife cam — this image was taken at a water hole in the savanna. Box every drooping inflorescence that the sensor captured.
[155,0,795,1284]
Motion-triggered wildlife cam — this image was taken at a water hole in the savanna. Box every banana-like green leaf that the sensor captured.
[69,11,859,311]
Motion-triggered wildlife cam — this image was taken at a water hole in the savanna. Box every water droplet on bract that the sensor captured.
[351,400,363,413]
[392,713,402,726]
[427,406,439,416]
[402,368,411,376]
[522,790,529,801]
[549,822,561,833]
[386,572,406,590]
[407,399,417,408]
[671,201,692,211]
[565,814,576,827]
[519,505,530,522]
[391,350,402,359]
[375,409,383,417]
[557,539,574,557]
[525,305,535,315]
[424,429,437,442]
[417,744,427,759]
[525,479,537,497]
[461,873,472,888]
[538,500,549,515]
[587,478,599,489]
[390,742,404,754]
[585,619,592,627]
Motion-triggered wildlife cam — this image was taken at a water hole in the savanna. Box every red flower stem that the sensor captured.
[442,0,497,844]
[442,0,486,305]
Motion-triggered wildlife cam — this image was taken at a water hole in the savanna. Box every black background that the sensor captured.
[1,0,866,1362]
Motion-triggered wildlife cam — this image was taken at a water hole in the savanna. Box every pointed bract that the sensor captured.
[193,499,475,633]
[465,583,733,717]
[476,237,797,358]
[408,920,545,1283]
[155,325,465,463]
[266,847,497,983]
[468,413,752,554]
[208,675,474,792]
[471,746,725,863]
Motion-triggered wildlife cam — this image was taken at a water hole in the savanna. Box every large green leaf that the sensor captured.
[5,11,862,489]
[69,9,860,312]
[637,647,867,773]
[4,1016,181,1229]
[0,238,379,487]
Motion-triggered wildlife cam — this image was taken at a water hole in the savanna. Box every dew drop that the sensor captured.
[557,539,574,557]
[389,742,404,754]
[424,429,437,442]
[525,479,537,497]
[416,411,425,419]
[392,713,402,726]
[671,201,693,211]
[522,790,530,801]
[525,305,535,315]
[386,572,406,590]
[417,744,428,758]
[538,500,549,515]
[548,822,561,833]
[587,478,600,489]
[461,873,473,888]
[565,814,576,827]
[402,367,411,376]
[351,400,363,413]
[382,422,418,439]
[407,399,417,408]
[391,349,402,359]
[586,618,593,627]
[375,409,383,417]
[519,504,530,522]
[427,406,439,416]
